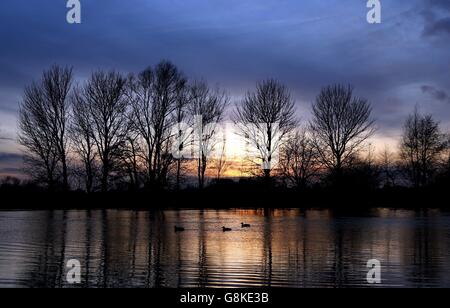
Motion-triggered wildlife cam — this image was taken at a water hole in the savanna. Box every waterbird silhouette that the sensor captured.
[222,226,232,232]
[241,223,251,228]
[174,226,185,232]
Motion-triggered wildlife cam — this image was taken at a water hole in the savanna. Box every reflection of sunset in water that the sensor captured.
[1,208,450,287]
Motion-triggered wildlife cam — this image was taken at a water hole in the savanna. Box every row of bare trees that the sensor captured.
[235,83,377,188]
[19,62,228,192]
[18,63,450,192]
[235,82,448,189]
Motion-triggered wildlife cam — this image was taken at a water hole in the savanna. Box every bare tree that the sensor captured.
[70,88,97,192]
[444,135,450,183]
[127,61,187,188]
[343,145,381,190]
[400,108,446,187]
[279,129,320,189]
[310,84,375,179]
[172,82,191,190]
[84,71,129,192]
[189,81,228,189]
[379,146,398,187]
[18,65,73,190]
[19,86,59,189]
[118,130,143,191]
[212,131,230,180]
[445,134,450,172]
[233,79,297,183]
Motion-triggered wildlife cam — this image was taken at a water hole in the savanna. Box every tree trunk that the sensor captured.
[176,159,181,191]
[198,157,203,189]
[61,155,69,191]
[86,165,93,193]
[263,169,271,187]
[101,161,109,192]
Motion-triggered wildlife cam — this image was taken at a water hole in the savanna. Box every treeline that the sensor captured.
[7,61,450,193]
[17,61,228,192]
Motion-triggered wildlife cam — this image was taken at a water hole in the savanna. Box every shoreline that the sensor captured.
[0,187,448,211]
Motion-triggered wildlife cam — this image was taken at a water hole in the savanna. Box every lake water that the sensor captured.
[0,208,450,288]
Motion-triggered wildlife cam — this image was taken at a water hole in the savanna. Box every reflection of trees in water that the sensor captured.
[11,209,450,287]
[331,227,345,287]
[94,210,173,287]
[145,211,155,287]
[148,210,165,287]
[23,211,65,288]
[197,209,208,287]
[262,209,273,287]
[100,210,108,287]
[405,210,446,286]
[358,209,450,287]
[288,209,328,287]
[22,211,68,288]
[83,210,92,287]
[129,211,138,283]
[174,210,182,287]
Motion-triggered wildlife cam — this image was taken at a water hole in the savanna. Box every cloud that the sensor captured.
[422,0,450,37]
[0,128,14,142]
[0,135,14,142]
[0,0,449,154]
[429,0,450,11]
[423,17,450,37]
[0,152,23,177]
[0,152,22,163]
[0,167,22,174]
[421,85,450,103]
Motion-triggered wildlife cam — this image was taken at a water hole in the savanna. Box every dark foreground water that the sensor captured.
[0,208,450,288]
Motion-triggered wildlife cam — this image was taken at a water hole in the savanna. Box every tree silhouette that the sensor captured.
[70,86,97,192]
[212,132,230,180]
[127,61,187,188]
[379,146,399,188]
[279,128,320,189]
[233,79,297,184]
[16,63,450,195]
[84,71,129,192]
[400,108,446,187]
[118,130,143,190]
[189,81,228,189]
[18,65,73,190]
[310,84,374,182]
[172,77,191,190]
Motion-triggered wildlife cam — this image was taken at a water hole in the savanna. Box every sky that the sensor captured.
[0,0,449,177]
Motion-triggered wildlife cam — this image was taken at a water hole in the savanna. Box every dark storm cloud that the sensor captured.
[422,0,450,37]
[424,17,450,37]
[426,0,450,12]
[421,85,450,104]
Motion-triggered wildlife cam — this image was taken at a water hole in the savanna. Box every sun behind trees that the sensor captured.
[233,79,297,184]
[16,63,450,193]
[189,81,228,189]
